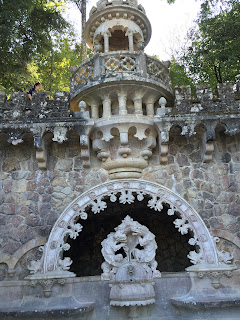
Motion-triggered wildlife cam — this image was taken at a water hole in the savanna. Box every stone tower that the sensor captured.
[1,1,240,319]
[70,0,173,179]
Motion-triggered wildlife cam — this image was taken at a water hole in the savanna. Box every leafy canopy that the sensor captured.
[171,0,240,86]
[0,0,69,92]
[32,36,93,96]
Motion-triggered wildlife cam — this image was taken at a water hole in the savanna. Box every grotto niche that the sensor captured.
[64,196,194,277]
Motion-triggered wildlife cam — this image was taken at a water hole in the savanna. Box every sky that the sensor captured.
[64,0,201,60]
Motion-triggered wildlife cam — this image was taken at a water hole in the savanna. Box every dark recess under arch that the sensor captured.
[64,196,194,277]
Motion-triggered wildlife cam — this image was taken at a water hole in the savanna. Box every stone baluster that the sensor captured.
[102,96,112,118]
[133,96,143,115]
[118,93,127,115]
[146,99,155,118]
[90,101,99,120]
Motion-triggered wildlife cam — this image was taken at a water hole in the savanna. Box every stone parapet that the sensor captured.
[0,83,240,172]
[175,83,240,114]
[0,91,72,122]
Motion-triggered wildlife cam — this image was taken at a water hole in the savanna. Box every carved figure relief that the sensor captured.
[101,216,161,281]
[101,216,161,307]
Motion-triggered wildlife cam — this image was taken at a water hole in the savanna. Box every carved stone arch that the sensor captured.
[194,122,207,135]
[40,179,220,275]
[169,123,183,136]
[215,122,228,134]
[109,25,128,33]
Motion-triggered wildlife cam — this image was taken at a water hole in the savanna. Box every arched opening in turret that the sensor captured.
[109,30,129,51]
[63,196,194,277]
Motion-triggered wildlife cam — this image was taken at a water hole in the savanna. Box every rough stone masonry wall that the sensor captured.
[1,125,240,281]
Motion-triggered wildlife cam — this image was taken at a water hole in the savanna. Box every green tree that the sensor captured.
[0,0,69,93]
[180,0,240,86]
[31,36,93,96]
[170,58,194,88]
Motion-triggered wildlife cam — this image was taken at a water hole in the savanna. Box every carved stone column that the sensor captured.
[126,30,134,52]
[103,31,111,53]
[118,93,127,115]
[90,100,99,120]
[102,96,112,118]
[133,96,143,115]
[146,99,155,118]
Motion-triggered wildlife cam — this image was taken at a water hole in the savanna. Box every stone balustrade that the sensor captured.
[76,92,168,120]
[0,84,240,172]
[70,51,173,104]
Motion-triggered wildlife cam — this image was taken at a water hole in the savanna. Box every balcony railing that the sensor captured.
[70,51,172,96]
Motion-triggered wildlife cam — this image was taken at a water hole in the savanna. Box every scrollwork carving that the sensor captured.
[187,250,204,265]
[167,206,176,216]
[173,218,191,235]
[28,246,45,274]
[147,196,163,211]
[91,198,107,214]
[136,191,145,201]
[138,183,146,190]
[59,221,67,228]
[30,278,66,297]
[214,237,233,264]
[109,192,118,202]
[188,236,200,247]
[119,190,135,204]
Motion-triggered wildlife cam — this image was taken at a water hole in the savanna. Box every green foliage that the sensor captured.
[32,37,93,96]
[181,0,240,86]
[0,0,69,93]
[170,58,194,88]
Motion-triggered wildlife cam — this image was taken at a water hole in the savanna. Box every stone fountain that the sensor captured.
[101,216,161,315]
